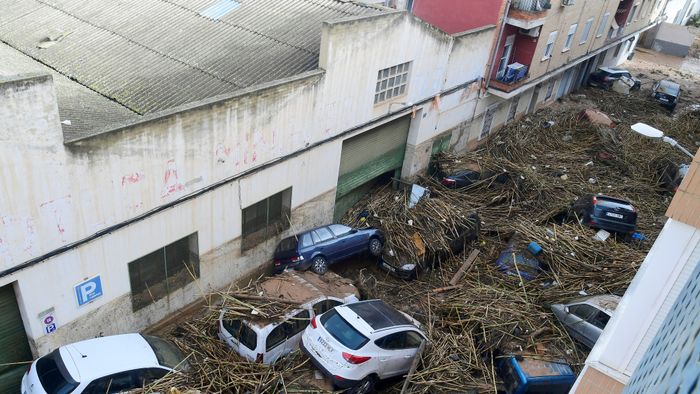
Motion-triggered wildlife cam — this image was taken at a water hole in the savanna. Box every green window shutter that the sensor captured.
[0,284,32,394]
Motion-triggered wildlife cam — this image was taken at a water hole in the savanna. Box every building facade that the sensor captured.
[571,148,700,394]
[0,1,495,390]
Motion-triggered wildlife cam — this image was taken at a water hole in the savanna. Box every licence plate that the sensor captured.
[606,212,623,219]
[317,336,333,353]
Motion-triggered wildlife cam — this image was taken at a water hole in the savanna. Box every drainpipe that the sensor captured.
[484,0,513,94]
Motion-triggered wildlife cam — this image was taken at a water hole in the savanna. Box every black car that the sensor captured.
[273,224,384,274]
[588,67,641,90]
[440,170,509,189]
[571,194,637,234]
[652,80,680,111]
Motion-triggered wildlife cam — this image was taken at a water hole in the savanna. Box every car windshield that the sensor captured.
[275,236,298,253]
[320,309,369,350]
[36,349,79,394]
[142,335,190,371]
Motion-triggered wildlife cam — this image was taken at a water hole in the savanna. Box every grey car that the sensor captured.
[551,294,620,349]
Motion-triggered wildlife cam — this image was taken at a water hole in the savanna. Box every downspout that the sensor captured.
[484,0,513,94]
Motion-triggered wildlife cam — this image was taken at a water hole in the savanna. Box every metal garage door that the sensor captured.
[0,284,32,394]
[334,116,410,220]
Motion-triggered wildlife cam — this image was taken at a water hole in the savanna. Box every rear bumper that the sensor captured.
[300,338,360,389]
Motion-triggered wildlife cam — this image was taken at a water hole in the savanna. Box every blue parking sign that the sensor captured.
[75,276,103,306]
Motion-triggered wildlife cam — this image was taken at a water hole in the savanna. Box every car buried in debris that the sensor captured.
[300,299,426,394]
[273,224,384,275]
[21,334,189,394]
[550,294,621,349]
[588,67,641,90]
[651,79,681,111]
[570,194,638,235]
[218,270,360,364]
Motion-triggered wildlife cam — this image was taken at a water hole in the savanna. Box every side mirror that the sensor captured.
[564,306,570,314]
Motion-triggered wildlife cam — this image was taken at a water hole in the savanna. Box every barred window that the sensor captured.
[374,62,411,104]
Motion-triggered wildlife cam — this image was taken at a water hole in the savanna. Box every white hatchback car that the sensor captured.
[21,334,188,394]
[218,270,359,364]
[300,299,426,394]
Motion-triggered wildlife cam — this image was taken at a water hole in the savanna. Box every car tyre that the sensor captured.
[310,255,328,275]
[368,238,383,257]
[348,375,377,394]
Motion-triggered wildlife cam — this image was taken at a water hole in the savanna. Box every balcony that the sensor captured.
[507,0,551,29]
[491,63,530,93]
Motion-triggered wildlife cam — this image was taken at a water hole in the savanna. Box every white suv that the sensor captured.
[300,299,426,394]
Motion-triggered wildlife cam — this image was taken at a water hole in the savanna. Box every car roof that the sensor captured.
[344,299,413,331]
[59,334,161,382]
[599,67,626,74]
[657,80,681,94]
[595,194,634,206]
[568,294,621,315]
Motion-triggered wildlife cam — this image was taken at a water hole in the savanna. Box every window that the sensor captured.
[629,4,639,24]
[614,43,623,57]
[589,310,611,329]
[569,304,598,320]
[328,224,352,237]
[222,319,258,350]
[507,97,519,123]
[374,62,411,104]
[542,31,558,59]
[299,233,313,248]
[563,24,577,51]
[84,372,134,394]
[36,350,78,394]
[497,35,516,79]
[128,233,200,311]
[480,104,499,139]
[241,188,292,250]
[320,309,369,350]
[580,18,594,44]
[313,227,334,243]
[596,12,610,37]
[313,299,342,315]
[375,331,423,350]
[266,324,287,351]
[544,80,555,101]
[265,310,311,351]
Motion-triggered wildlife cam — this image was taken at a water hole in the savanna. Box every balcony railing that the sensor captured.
[512,0,552,12]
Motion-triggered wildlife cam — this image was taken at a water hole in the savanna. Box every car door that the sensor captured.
[585,310,611,345]
[312,227,339,260]
[562,304,598,348]
[374,331,423,378]
[327,224,352,258]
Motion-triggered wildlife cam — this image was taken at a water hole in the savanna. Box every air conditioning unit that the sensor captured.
[519,27,541,37]
[561,0,575,5]
[504,63,528,83]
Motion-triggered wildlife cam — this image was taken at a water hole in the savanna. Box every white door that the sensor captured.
[496,35,516,80]
[375,331,423,377]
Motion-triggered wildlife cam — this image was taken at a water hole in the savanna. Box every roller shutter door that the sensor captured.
[334,116,410,220]
[0,284,32,394]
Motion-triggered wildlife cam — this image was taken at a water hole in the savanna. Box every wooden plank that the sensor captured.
[448,249,480,286]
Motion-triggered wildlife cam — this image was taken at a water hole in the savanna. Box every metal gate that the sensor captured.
[0,284,32,394]
[334,116,410,220]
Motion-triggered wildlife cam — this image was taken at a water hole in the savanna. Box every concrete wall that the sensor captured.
[0,12,495,355]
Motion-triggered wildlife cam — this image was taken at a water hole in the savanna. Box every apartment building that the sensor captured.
[399,0,666,143]
[0,1,495,391]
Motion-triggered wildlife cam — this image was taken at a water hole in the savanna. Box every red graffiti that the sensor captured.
[121,172,144,186]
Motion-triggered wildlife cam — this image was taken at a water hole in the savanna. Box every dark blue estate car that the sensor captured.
[273,224,384,275]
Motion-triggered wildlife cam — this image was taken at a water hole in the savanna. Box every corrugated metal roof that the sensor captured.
[0,0,385,140]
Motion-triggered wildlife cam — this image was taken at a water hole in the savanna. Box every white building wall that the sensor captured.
[0,12,496,354]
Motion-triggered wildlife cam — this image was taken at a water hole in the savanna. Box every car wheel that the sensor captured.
[368,238,383,257]
[348,375,377,394]
[310,256,328,275]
